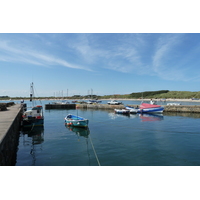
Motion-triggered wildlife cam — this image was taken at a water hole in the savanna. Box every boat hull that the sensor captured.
[65,119,89,127]
[138,107,164,113]
[114,109,130,114]
[22,118,44,128]
[64,114,89,127]
[138,103,164,113]
[125,106,138,113]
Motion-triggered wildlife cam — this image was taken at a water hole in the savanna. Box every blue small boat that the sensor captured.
[65,114,89,127]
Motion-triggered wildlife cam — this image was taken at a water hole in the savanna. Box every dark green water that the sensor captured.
[16,103,200,166]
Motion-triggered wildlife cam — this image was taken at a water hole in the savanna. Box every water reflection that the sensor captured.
[108,111,200,122]
[108,112,164,121]
[65,126,92,165]
[20,126,44,165]
[66,126,90,138]
[108,112,133,119]
[139,113,164,122]
[21,126,44,144]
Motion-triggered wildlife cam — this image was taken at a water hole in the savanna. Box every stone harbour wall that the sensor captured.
[163,105,200,113]
[76,104,200,113]
[0,105,22,166]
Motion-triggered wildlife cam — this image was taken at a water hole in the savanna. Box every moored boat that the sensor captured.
[87,99,102,104]
[107,100,122,105]
[22,83,44,128]
[114,109,130,114]
[125,106,139,113]
[138,103,164,113]
[22,105,44,127]
[52,100,70,104]
[65,114,89,127]
[167,103,181,105]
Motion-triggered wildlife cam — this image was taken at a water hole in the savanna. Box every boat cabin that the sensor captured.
[23,105,43,118]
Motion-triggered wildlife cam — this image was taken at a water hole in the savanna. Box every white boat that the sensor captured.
[52,100,70,104]
[114,109,130,114]
[167,103,181,105]
[22,105,44,127]
[125,106,139,113]
[107,100,122,105]
[87,99,102,104]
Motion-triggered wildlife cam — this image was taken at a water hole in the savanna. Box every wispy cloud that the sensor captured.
[65,34,147,74]
[152,34,188,81]
[1,33,200,83]
[0,39,92,71]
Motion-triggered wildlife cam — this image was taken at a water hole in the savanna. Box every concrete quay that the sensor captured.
[76,103,125,110]
[163,105,200,113]
[75,103,200,113]
[0,104,23,165]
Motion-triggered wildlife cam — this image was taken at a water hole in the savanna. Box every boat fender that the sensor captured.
[36,116,42,119]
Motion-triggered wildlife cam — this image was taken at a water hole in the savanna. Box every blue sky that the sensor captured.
[1,33,200,97]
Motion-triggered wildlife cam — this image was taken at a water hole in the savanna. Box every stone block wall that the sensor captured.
[0,107,22,166]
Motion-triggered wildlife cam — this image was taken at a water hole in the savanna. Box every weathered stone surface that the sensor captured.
[164,105,200,113]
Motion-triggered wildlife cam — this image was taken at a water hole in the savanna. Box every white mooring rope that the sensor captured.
[89,135,101,166]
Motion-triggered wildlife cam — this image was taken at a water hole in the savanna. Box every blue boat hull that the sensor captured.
[138,107,164,113]
[22,118,44,128]
[65,114,89,127]
[65,119,89,127]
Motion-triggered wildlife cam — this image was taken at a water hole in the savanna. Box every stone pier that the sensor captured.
[0,104,23,166]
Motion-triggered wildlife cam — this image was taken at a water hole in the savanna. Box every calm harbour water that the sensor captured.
[15,100,200,166]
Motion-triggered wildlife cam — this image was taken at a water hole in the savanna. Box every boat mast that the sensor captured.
[30,82,35,107]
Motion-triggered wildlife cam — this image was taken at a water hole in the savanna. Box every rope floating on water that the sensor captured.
[89,135,101,166]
